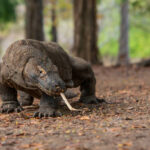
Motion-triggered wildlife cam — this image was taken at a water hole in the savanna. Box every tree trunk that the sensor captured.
[25,0,44,41]
[73,0,101,64]
[50,0,57,42]
[117,0,129,66]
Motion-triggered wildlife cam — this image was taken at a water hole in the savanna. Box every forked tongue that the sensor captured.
[60,93,81,111]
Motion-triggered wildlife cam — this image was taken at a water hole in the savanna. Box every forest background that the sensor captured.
[0,0,149,66]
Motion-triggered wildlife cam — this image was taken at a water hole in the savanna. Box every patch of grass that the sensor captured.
[98,38,118,58]
[130,26,150,58]
[99,26,150,59]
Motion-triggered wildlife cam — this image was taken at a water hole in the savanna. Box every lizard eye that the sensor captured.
[37,66,47,77]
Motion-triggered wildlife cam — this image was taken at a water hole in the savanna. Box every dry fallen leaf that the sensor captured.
[79,116,90,120]
[131,125,147,129]
[118,141,132,147]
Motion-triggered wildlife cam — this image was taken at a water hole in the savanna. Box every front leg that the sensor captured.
[33,93,61,118]
[79,77,105,104]
[79,68,105,104]
[0,84,23,113]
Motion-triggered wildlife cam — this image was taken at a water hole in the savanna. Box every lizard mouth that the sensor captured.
[42,88,65,96]
[51,90,65,96]
[38,80,66,96]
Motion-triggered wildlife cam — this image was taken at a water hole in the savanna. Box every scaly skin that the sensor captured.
[0,39,103,118]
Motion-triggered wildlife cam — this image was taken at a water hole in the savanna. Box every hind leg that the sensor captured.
[79,69,100,104]
[0,84,23,113]
[18,91,34,106]
[79,73,98,104]
[71,57,100,104]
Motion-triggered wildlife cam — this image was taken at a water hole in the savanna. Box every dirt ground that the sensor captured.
[0,66,150,150]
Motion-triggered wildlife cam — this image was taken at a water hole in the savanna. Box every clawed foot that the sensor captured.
[33,106,62,118]
[79,96,106,104]
[0,101,23,113]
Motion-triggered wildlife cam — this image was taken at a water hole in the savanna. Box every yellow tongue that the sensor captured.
[60,93,81,111]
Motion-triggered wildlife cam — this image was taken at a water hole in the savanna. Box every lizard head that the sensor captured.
[23,57,66,96]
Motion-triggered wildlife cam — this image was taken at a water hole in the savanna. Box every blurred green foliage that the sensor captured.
[100,26,150,59]
[130,0,150,16]
[130,26,150,58]
[0,0,149,60]
[99,0,150,59]
[0,0,18,24]
[44,0,73,41]
[97,0,101,4]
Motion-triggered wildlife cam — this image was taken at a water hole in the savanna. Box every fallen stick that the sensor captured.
[60,93,81,111]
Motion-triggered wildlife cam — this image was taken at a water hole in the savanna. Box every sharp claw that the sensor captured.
[79,96,105,104]
[0,108,3,113]
[33,109,62,118]
[97,98,106,103]
[19,107,24,111]
[33,112,39,117]
[0,103,23,114]
[1,109,4,113]
[15,109,18,113]
[95,100,99,104]
[52,113,56,117]
[48,113,53,117]
[7,109,12,114]
[44,114,48,118]
[39,113,43,118]
[16,108,21,113]
[55,111,62,117]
